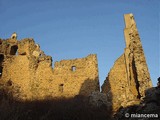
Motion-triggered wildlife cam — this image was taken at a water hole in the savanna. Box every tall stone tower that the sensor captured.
[123,13,152,98]
[102,13,152,112]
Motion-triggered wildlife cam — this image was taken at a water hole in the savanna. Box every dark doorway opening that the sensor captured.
[0,54,4,63]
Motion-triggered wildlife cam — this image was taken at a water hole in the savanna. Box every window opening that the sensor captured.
[0,54,4,78]
[10,45,18,55]
[6,80,12,86]
[71,66,76,72]
[59,84,64,93]
[0,67,3,77]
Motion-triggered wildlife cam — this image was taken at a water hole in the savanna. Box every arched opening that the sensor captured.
[10,45,18,55]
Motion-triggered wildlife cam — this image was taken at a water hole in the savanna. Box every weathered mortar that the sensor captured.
[101,13,152,112]
[0,38,100,100]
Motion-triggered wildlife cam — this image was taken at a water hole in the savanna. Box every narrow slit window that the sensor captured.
[59,84,64,93]
[71,66,76,72]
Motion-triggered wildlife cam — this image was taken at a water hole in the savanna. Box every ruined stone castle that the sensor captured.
[0,38,100,100]
[102,13,152,112]
[0,13,152,112]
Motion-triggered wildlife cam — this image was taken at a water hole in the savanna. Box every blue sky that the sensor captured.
[0,0,159,87]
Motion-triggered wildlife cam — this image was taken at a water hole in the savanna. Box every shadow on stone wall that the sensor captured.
[101,77,113,113]
[114,87,160,120]
[0,80,112,120]
[79,79,112,113]
[79,78,100,96]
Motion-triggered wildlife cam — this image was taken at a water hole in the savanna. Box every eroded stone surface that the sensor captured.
[102,13,152,112]
[0,38,100,100]
[88,91,111,110]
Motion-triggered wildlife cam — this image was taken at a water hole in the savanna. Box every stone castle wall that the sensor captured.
[101,13,152,112]
[0,14,153,113]
[0,38,100,100]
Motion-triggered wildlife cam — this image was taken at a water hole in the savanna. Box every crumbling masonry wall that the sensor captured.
[0,38,100,100]
[101,13,152,112]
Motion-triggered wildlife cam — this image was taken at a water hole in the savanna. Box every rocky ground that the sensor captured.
[114,87,160,120]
